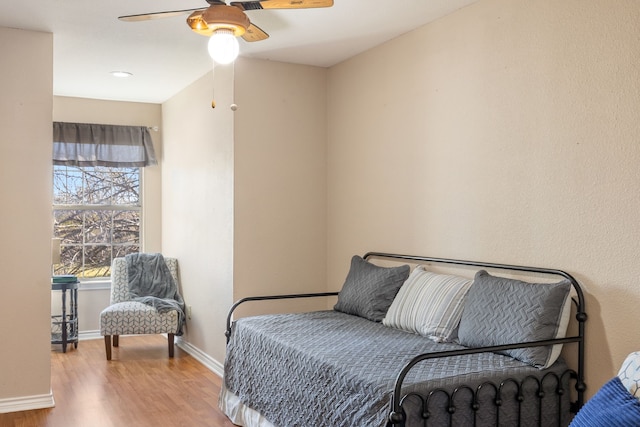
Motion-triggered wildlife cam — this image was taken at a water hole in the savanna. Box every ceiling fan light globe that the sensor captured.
[208,29,239,64]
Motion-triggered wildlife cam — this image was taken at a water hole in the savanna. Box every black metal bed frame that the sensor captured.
[225,252,587,427]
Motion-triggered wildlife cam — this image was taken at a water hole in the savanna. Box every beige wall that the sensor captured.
[327,0,640,393]
[0,27,53,406]
[161,58,327,363]
[233,58,328,314]
[51,97,163,333]
[161,64,235,363]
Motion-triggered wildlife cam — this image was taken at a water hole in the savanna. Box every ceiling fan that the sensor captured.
[119,1,334,55]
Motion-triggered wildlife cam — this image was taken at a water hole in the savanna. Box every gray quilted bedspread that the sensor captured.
[224,310,570,427]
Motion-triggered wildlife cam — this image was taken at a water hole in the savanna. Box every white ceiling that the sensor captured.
[0,0,477,104]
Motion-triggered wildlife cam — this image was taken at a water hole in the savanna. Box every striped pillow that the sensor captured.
[383,266,473,342]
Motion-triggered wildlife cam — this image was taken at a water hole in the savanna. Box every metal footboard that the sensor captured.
[361,252,587,427]
[385,343,580,427]
[387,368,577,427]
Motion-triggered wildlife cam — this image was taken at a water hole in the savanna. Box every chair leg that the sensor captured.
[113,335,119,347]
[104,335,112,360]
[168,333,175,358]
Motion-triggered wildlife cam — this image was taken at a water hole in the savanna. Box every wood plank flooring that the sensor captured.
[0,335,238,427]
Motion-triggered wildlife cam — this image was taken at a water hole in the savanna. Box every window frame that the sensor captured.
[52,165,143,282]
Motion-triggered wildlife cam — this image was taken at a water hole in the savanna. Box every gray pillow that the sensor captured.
[334,255,410,322]
[457,270,571,368]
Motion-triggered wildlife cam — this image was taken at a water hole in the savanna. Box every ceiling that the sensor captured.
[0,0,477,104]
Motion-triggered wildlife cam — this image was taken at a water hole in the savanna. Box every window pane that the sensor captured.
[83,245,111,278]
[112,168,139,205]
[54,210,83,244]
[113,211,139,244]
[54,245,82,276]
[53,166,83,205]
[114,245,139,259]
[83,167,112,205]
[84,210,112,243]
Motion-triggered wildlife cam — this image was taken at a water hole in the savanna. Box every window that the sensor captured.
[52,121,157,279]
[53,165,141,278]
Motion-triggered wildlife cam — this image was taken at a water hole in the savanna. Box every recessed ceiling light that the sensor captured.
[110,71,133,78]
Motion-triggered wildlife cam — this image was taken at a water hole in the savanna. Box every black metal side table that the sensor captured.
[51,280,79,353]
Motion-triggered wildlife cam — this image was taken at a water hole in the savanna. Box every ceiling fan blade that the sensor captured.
[242,23,269,42]
[231,0,333,11]
[118,8,204,22]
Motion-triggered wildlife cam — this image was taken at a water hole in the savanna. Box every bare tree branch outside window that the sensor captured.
[53,166,141,278]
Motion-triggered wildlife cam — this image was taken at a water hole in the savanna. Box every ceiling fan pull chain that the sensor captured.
[230,60,237,111]
[211,60,216,109]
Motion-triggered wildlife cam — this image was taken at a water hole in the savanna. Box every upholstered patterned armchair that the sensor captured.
[99,256,181,360]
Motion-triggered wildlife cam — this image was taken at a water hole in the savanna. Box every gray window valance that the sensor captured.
[53,122,157,167]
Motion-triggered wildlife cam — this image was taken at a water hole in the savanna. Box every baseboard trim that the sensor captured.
[79,330,101,341]
[0,391,55,414]
[54,333,225,378]
[176,338,224,377]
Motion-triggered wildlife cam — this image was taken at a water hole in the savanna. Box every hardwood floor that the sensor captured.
[0,336,238,427]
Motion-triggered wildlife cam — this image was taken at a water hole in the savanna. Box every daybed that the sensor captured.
[220,252,587,427]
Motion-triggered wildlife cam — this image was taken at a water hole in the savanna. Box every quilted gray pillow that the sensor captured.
[334,255,410,322]
[457,270,571,368]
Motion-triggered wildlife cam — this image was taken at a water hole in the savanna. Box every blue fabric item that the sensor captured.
[570,376,640,427]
